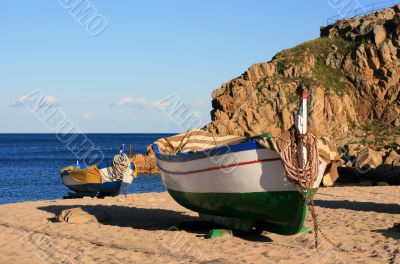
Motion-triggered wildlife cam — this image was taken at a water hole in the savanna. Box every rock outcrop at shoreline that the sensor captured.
[138,5,400,184]
[204,4,400,184]
[131,145,159,174]
[207,5,400,140]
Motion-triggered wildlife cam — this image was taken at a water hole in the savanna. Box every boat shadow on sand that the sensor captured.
[38,205,273,242]
[314,200,400,214]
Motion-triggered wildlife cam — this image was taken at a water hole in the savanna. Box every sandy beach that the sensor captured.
[0,186,398,264]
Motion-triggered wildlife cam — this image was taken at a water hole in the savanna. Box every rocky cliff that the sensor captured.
[204,5,400,183]
[136,5,400,183]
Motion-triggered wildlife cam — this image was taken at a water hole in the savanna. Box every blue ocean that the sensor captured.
[0,134,171,204]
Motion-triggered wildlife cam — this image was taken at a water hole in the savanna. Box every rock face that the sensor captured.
[203,5,400,183]
[131,145,159,174]
[207,5,400,145]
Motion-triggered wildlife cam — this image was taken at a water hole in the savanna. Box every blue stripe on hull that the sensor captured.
[153,139,263,162]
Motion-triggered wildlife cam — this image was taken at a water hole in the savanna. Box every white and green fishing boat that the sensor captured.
[153,90,329,235]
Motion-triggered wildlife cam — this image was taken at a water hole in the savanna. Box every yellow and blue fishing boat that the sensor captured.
[60,145,137,197]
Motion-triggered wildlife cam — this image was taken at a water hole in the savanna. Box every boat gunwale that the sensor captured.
[153,139,270,162]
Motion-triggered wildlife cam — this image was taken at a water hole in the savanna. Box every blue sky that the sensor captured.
[0,0,382,133]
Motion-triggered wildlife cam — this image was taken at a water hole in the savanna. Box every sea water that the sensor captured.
[0,134,170,204]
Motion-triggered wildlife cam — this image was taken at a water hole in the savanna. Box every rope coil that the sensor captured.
[280,129,319,190]
[112,154,131,181]
[279,128,320,248]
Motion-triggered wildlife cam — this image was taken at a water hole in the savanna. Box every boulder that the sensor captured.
[372,25,386,46]
[356,148,384,171]
[58,207,109,224]
[131,152,159,174]
[384,150,400,166]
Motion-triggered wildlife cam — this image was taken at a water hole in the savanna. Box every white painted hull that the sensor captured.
[157,147,326,194]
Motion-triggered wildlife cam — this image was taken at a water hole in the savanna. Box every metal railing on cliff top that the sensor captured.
[327,0,397,25]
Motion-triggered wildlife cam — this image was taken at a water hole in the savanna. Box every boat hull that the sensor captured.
[154,139,326,235]
[61,176,130,196]
[168,189,318,235]
[60,160,135,197]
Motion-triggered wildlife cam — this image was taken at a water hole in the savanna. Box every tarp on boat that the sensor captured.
[60,157,138,185]
[154,129,246,154]
[154,128,340,186]
[60,165,102,184]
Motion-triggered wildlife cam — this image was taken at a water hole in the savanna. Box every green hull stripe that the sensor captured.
[168,189,317,235]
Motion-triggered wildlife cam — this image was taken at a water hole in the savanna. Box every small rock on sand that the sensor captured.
[58,207,109,224]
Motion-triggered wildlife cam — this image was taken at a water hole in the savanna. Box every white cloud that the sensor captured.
[112,96,204,110]
[113,96,134,106]
[112,97,171,109]
[10,95,60,108]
